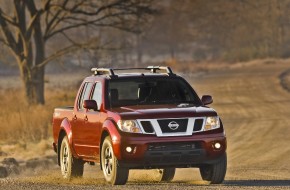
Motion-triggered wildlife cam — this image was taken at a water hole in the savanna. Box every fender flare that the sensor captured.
[57,118,78,165]
[100,119,122,160]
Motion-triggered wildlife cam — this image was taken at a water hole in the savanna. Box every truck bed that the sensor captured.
[55,106,74,110]
[52,106,74,145]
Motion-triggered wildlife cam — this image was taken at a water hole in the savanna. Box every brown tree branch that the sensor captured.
[60,31,80,46]
[43,0,154,40]
[26,10,43,40]
[0,10,17,26]
[44,11,69,40]
[0,36,9,47]
[58,0,123,16]
[43,0,52,11]
[0,8,18,54]
[44,0,69,39]
[44,11,138,40]
[26,0,46,70]
[14,0,26,34]
[32,39,98,70]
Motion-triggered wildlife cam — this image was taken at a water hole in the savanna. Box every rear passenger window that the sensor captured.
[92,83,102,110]
[78,82,93,110]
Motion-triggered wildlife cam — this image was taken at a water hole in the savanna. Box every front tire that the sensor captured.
[60,136,84,179]
[160,168,176,182]
[199,153,227,184]
[101,136,129,185]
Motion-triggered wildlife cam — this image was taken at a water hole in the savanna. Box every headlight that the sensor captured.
[117,120,142,133]
[204,117,220,131]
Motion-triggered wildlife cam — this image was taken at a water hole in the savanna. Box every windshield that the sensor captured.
[108,77,201,108]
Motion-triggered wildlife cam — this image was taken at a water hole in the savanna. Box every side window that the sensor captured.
[78,82,93,110]
[77,83,87,109]
[92,82,102,110]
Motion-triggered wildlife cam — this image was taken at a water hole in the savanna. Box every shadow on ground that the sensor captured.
[224,180,290,187]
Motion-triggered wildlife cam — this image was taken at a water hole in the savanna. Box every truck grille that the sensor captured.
[144,142,204,165]
[137,117,206,137]
[157,119,188,133]
[147,142,200,151]
[140,121,154,133]
[193,119,204,131]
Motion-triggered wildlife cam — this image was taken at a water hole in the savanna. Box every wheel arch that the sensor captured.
[57,129,66,166]
[99,119,121,169]
[57,118,77,165]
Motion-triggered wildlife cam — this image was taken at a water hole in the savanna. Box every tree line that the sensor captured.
[1,0,289,104]
[140,0,290,62]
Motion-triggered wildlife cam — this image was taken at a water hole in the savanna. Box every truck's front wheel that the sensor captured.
[199,153,227,184]
[101,136,129,185]
[60,136,84,179]
[160,168,176,182]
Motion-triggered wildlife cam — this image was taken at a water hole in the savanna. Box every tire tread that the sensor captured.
[102,137,129,185]
[60,136,84,179]
[160,168,176,182]
[199,153,227,184]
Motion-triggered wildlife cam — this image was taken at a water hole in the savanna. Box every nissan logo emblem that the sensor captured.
[168,121,179,130]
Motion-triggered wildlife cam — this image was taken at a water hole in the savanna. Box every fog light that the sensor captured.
[126,146,132,153]
[214,142,221,149]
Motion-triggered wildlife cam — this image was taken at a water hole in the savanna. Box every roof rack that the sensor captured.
[146,66,174,75]
[91,68,115,76]
[91,66,175,77]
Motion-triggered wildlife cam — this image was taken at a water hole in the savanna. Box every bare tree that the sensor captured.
[0,0,154,104]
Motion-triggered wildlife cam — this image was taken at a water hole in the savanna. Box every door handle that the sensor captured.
[73,115,77,120]
[84,115,88,122]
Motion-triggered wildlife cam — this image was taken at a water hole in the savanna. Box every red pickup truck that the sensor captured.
[52,66,227,185]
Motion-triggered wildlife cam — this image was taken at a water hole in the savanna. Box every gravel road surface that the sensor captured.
[1,60,290,189]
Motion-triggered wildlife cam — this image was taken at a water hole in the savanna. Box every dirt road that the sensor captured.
[1,60,290,189]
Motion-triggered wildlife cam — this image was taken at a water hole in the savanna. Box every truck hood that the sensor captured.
[110,104,217,119]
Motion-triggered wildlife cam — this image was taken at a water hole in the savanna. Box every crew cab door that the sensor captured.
[72,82,93,157]
[82,82,103,161]
[72,81,103,160]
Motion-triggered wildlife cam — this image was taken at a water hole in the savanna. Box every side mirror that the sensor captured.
[83,100,98,111]
[201,95,213,105]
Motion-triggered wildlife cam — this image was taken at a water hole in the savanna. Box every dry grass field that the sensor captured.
[1,59,290,189]
[0,72,86,160]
